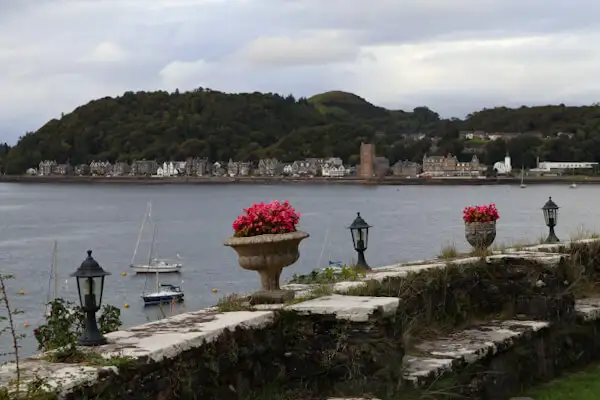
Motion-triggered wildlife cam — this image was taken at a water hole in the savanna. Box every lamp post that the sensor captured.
[349,212,372,270]
[542,197,560,244]
[70,250,111,346]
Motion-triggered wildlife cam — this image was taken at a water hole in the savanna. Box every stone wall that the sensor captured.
[3,239,600,400]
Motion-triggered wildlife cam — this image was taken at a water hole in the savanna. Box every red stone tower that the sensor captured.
[359,143,375,179]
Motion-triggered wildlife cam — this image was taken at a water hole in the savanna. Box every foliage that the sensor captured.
[2,89,446,173]
[215,294,252,312]
[33,299,121,362]
[8,88,600,174]
[0,274,61,400]
[232,200,300,238]
[522,361,600,400]
[462,203,499,223]
[289,265,366,284]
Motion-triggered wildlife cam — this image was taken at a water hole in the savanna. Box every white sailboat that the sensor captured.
[141,225,184,306]
[520,167,526,188]
[130,202,183,274]
[44,241,58,316]
[44,241,73,316]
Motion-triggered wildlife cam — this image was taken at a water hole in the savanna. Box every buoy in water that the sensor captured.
[23,323,29,327]
[124,303,129,308]
[212,288,218,293]
[18,290,24,295]
[122,272,127,276]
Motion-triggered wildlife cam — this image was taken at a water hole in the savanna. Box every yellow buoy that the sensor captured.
[18,290,24,295]
[212,288,218,293]
[124,303,129,308]
[23,323,29,327]
[122,272,127,276]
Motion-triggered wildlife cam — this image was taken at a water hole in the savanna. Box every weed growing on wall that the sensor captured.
[289,265,366,284]
[34,299,122,363]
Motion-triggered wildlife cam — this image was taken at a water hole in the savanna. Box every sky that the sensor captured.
[2,0,600,144]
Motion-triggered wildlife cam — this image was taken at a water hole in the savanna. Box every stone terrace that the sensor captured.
[2,238,600,399]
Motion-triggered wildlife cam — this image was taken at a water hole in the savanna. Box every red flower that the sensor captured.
[232,200,300,237]
[462,203,500,223]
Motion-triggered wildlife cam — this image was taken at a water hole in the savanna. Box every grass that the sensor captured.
[570,225,600,241]
[522,362,600,400]
[438,243,459,259]
[289,265,366,284]
[215,294,253,312]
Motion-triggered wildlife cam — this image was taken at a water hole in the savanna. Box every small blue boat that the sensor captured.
[142,284,185,306]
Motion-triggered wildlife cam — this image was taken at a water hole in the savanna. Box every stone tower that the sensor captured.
[359,143,375,179]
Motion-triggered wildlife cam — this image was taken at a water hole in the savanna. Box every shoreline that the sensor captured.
[1,175,599,186]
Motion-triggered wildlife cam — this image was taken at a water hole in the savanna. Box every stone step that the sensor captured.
[284,294,399,321]
[403,297,599,388]
[402,320,549,387]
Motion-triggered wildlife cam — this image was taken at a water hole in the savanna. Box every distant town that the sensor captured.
[26,141,599,180]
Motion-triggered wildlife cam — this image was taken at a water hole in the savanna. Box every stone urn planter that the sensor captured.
[224,231,309,303]
[465,221,496,250]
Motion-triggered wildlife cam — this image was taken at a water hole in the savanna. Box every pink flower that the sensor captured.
[462,203,500,223]
[232,200,301,237]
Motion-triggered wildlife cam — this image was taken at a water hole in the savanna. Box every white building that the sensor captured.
[156,162,183,177]
[322,164,347,178]
[536,161,598,171]
[493,153,512,175]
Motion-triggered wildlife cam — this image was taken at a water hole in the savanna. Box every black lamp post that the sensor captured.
[542,197,560,244]
[70,250,111,346]
[349,212,372,270]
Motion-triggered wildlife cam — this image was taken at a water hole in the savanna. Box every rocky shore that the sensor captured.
[2,175,600,186]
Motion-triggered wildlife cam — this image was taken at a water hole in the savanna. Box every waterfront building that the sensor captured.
[112,162,130,176]
[493,153,512,175]
[38,160,57,176]
[257,158,282,176]
[392,160,421,177]
[374,157,390,177]
[185,157,209,176]
[74,164,91,176]
[89,161,112,176]
[321,163,347,177]
[422,154,480,177]
[131,160,158,176]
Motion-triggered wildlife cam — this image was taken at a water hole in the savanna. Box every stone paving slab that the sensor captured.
[403,320,550,386]
[285,294,399,322]
[0,310,275,394]
[575,298,600,321]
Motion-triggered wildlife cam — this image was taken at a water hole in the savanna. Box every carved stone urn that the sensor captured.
[224,231,309,303]
[465,221,496,250]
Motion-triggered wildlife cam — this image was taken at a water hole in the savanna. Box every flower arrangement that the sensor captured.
[462,203,499,224]
[232,200,300,237]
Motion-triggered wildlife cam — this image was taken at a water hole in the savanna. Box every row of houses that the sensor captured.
[33,154,485,179]
[32,157,356,178]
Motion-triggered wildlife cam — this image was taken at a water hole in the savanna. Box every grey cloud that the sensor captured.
[2,0,600,143]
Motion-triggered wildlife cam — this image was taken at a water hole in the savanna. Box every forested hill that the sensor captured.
[4,88,600,174]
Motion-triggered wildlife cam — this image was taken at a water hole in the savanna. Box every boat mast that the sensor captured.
[53,241,58,301]
[131,202,151,266]
[149,224,160,293]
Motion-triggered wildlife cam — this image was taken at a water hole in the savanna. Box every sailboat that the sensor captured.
[141,225,185,306]
[44,241,59,316]
[519,167,526,188]
[44,241,74,316]
[570,168,577,189]
[130,202,183,274]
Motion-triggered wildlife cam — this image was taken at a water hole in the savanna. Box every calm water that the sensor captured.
[0,182,597,357]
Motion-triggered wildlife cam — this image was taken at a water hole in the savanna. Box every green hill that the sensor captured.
[5,88,600,174]
[308,91,390,120]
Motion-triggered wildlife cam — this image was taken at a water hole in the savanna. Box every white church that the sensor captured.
[493,153,512,175]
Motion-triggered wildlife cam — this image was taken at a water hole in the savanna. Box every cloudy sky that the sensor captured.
[1,0,599,144]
